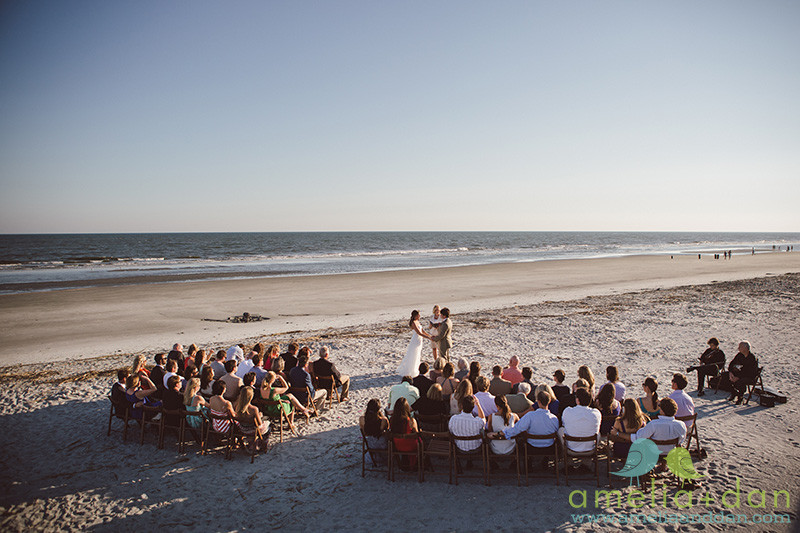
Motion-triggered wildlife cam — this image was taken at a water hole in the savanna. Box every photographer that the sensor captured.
[687,337,725,396]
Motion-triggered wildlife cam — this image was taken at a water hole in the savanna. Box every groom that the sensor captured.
[431,308,453,362]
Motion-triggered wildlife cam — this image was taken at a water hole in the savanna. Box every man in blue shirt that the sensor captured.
[289,351,327,409]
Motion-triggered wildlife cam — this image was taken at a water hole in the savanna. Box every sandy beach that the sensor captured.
[1,253,798,531]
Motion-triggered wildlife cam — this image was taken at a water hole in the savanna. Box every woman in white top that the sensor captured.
[428,305,444,359]
[487,395,518,455]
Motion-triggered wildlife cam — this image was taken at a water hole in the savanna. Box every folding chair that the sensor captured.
[517,432,560,486]
[485,434,520,486]
[360,428,388,477]
[562,433,604,487]
[315,375,340,409]
[289,386,319,417]
[676,413,701,456]
[231,420,269,463]
[415,413,448,432]
[744,367,765,405]
[140,405,163,446]
[160,409,183,450]
[180,410,206,453]
[107,393,135,442]
[420,431,453,483]
[388,432,423,482]
[451,433,488,486]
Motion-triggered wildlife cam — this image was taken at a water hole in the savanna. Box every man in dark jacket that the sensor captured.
[688,337,726,396]
[727,341,758,405]
[412,362,433,398]
[280,342,299,374]
[312,346,350,401]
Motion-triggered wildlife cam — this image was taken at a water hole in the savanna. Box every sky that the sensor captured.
[0,1,798,233]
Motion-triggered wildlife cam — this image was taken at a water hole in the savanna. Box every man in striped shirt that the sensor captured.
[448,394,486,452]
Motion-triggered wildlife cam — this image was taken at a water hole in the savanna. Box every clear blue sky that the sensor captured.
[1,1,798,233]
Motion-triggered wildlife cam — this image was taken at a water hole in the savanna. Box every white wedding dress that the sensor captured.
[398,326,423,378]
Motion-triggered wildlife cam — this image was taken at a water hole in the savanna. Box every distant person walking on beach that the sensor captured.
[430,308,453,362]
[397,310,432,378]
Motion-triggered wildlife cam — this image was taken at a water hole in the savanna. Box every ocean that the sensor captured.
[0,231,797,294]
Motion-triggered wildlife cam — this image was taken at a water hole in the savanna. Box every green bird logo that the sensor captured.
[612,438,661,486]
[666,446,703,486]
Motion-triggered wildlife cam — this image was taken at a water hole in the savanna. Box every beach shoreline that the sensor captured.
[1,252,798,367]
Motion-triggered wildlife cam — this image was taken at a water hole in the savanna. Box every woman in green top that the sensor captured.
[259,371,310,425]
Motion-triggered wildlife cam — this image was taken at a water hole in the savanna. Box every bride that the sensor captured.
[397,310,432,378]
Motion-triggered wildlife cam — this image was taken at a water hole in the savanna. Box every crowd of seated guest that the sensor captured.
[366,352,730,472]
[114,340,348,440]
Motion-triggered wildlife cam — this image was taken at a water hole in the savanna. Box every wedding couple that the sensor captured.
[397,306,452,378]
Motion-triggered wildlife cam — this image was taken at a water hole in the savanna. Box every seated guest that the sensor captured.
[184,344,198,372]
[111,369,130,405]
[192,349,207,374]
[578,365,596,398]
[412,362,434,397]
[264,344,281,374]
[512,367,536,398]
[687,337,725,396]
[473,376,497,420]
[609,398,649,459]
[437,362,460,399]
[235,351,255,378]
[637,377,660,419]
[250,353,269,387]
[389,397,420,471]
[534,384,560,417]
[487,395,518,456]
[489,365,513,396]
[594,383,622,435]
[629,398,687,455]
[454,358,469,380]
[450,379,473,416]
[280,342,299,374]
[501,355,524,385]
[183,377,206,431]
[226,344,245,363]
[360,399,389,466]
[167,343,184,370]
[557,378,588,417]
[668,373,695,425]
[448,395,486,454]
[506,382,534,415]
[559,388,601,453]
[207,380,236,434]
[234,386,270,442]
[313,346,351,401]
[289,351,327,409]
[149,353,167,398]
[493,391,560,455]
[260,371,309,425]
[209,350,227,380]
[131,355,151,389]
[162,360,183,390]
[162,375,184,427]
[727,341,758,405]
[429,357,445,383]
[219,360,244,402]
[271,356,288,381]
[412,383,449,417]
[388,376,420,414]
[605,365,626,402]
[125,374,161,420]
[467,361,482,390]
[242,372,257,390]
[552,369,571,401]
[199,365,216,397]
